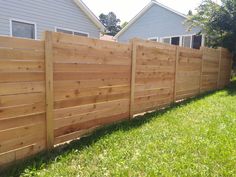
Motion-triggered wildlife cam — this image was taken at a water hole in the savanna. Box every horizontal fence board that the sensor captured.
[54,112,129,139]
[53,43,131,65]
[134,97,173,114]
[0,102,45,120]
[54,127,97,145]
[0,82,45,96]
[54,99,128,120]
[0,113,45,131]
[0,127,45,154]
[0,141,45,167]
[0,36,44,50]
[0,72,45,83]
[0,48,44,61]
[54,79,130,90]
[54,85,130,101]
[55,100,129,132]
[51,32,130,50]
[54,72,130,81]
[0,60,44,72]
[54,63,130,73]
[0,92,45,108]
[0,122,45,143]
[54,92,130,109]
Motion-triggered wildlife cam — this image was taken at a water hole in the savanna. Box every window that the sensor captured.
[56,27,89,37]
[148,37,158,42]
[74,31,89,37]
[10,19,36,39]
[182,36,192,48]
[162,37,171,44]
[192,35,202,49]
[161,36,180,46]
[161,35,203,49]
[56,28,73,35]
[171,37,180,46]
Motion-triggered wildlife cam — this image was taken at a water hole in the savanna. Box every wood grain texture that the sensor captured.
[51,32,132,144]
[44,31,54,149]
[133,39,175,113]
[0,35,46,168]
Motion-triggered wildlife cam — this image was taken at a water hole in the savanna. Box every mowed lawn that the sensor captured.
[2,79,236,177]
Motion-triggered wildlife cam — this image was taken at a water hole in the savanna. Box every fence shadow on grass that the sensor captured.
[1,81,235,177]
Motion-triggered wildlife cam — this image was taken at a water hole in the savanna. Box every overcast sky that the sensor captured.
[82,0,204,23]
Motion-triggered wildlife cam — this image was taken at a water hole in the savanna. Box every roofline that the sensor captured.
[114,0,187,39]
[73,0,105,32]
[153,1,187,19]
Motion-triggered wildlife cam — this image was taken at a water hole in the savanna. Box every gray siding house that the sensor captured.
[0,0,105,40]
[115,0,204,49]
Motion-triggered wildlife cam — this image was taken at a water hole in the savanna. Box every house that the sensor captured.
[0,0,105,40]
[114,0,204,49]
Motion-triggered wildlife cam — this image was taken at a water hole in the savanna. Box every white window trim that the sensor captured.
[55,27,89,37]
[148,37,159,42]
[201,34,205,47]
[161,36,182,46]
[160,34,197,48]
[9,18,37,40]
[182,35,193,48]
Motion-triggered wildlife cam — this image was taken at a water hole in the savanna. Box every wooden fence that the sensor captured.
[0,32,232,168]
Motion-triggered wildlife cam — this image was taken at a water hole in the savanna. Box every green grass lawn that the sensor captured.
[2,79,236,177]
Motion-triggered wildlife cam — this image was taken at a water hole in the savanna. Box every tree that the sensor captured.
[99,12,121,36]
[187,10,193,16]
[186,0,236,65]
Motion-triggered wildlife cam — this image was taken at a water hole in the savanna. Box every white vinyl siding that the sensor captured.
[117,4,201,43]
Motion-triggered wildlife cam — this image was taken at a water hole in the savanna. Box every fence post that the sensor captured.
[129,38,138,119]
[217,47,222,89]
[44,31,54,149]
[173,46,179,102]
[199,47,204,93]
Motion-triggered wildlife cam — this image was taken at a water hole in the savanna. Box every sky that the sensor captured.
[82,0,203,24]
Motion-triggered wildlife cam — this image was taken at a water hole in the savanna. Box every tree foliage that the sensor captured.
[187,10,193,16]
[99,12,121,36]
[186,0,236,64]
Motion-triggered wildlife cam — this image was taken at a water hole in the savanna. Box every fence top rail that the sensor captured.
[45,31,130,49]
[131,38,176,50]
